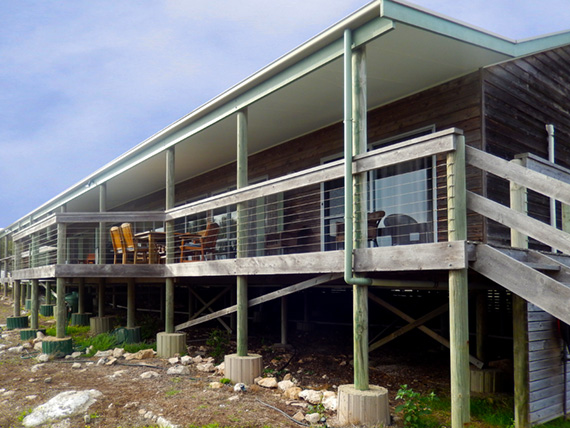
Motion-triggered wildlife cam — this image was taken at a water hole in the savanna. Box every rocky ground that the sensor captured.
[0,297,451,428]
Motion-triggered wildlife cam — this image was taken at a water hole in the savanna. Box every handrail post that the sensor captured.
[510,158,530,428]
[446,134,470,428]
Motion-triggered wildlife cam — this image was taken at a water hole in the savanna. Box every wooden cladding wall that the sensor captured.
[116,72,484,241]
[483,45,570,247]
[527,303,570,425]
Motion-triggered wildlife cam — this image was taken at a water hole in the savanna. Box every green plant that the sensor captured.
[220,377,232,385]
[165,388,180,397]
[206,328,230,363]
[123,341,156,354]
[17,408,33,422]
[307,403,326,417]
[395,384,437,428]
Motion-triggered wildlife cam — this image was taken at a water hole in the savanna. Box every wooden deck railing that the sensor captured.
[465,146,570,254]
[5,128,462,276]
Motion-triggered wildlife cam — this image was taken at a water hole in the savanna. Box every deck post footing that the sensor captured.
[224,353,262,385]
[157,332,186,358]
[337,384,390,427]
[90,316,113,335]
[6,316,28,330]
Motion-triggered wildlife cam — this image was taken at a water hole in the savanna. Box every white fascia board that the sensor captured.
[382,0,570,57]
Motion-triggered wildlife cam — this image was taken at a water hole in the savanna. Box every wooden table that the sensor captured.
[135,231,166,264]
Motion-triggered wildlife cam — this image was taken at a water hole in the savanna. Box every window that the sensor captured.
[321,126,436,250]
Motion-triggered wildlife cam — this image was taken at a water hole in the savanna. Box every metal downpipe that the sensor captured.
[343,28,372,288]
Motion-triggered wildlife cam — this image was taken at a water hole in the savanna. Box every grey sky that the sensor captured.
[1,0,569,228]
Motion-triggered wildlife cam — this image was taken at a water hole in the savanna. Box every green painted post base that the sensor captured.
[6,316,28,330]
[70,313,91,326]
[25,299,32,310]
[90,316,113,335]
[40,304,55,317]
[42,337,73,357]
[20,328,47,341]
[115,327,141,344]
[337,384,390,427]
[156,332,187,358]
[224,354,263,385]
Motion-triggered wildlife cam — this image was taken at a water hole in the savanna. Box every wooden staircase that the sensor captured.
[470,244,570,325]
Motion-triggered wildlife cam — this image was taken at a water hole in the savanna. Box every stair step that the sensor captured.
[524,262,561,272]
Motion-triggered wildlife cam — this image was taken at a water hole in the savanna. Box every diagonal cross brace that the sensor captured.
[175,273,342,331]
[369,292,484,368]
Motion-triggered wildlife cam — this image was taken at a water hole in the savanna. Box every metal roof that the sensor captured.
[4,0,570,236]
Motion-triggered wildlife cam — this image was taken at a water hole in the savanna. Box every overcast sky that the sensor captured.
[1,0,569,228]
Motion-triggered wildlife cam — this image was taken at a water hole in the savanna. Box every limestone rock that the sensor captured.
[22,389,102,427]
[71,363,81,369]
[305,413,321,424]
[196,362,214,372]
[105,357,118,366]
[36,354,50,363]
[283,386,303,400]
[233,383,246,393]
[94,350,112,358]
[167,365,190,375]
[209,381,224,389]
[31,364,44,373]
[192,355,203,364]
[70,352,82,359]
[168,357,179,365]
[278,380,295,391]
[140,371,160,379]
[293,411,305,422]
[156,415,180,428]
[180,355,192,365]
[257,377,278,388]
[112,348,125,358]
[8,346,24,353]
[322,391,337,411]
[299,389,323,404]
[34,342,43,351]
[137,349,155,360]
[214,362,225,375]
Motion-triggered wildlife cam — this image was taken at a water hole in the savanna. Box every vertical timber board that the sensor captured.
[528,303,569,425]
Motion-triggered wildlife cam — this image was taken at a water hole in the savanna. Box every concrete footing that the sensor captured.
[224,353,263,385]
[42,336,73,357]
[337,384,390,427]
[6,316,28,330]
[70,313,91,326]
[20,328,46,341]
[90,316,113,335]
[470,367,507,393]
[116,327,142,344]
[157,332,187,358]
[40,304,55,317]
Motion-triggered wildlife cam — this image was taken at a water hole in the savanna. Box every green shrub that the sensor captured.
[395,384,437,428]
[206,329,230,363]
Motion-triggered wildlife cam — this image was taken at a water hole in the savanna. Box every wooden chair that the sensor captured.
[110,227,125,264]
[120,223,150,264]
[179,222,220,262]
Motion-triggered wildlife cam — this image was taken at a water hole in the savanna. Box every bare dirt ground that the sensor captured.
[0,297,450,428]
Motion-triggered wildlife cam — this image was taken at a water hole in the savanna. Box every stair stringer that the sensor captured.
[471,244,570,324]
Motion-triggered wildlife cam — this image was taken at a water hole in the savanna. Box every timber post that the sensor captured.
[226,108,262,384]
[447,133,470,428]
[157,146,186,357]
[337,36,389,427]
[510,158,530,428]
